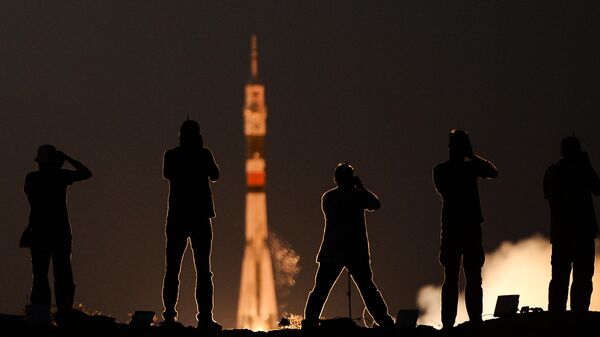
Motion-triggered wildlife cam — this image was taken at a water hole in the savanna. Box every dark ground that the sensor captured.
[1,311,599,337]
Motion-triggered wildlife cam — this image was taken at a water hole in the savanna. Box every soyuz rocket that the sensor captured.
[236,34,278,331]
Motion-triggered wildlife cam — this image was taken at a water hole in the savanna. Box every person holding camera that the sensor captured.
[433,129,497,329]
[544,136,600,312]
[161,120,221,332]
[24,144,92,325]
[303,162,395,330]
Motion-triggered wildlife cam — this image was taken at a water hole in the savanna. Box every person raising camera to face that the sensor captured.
[544,136,600,312]
[24,144,92,326]
[303,162,395,331]
[433,129,498,330]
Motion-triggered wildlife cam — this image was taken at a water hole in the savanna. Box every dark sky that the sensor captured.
[1,0,599,328]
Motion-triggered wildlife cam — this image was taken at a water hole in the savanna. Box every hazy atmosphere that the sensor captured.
[1,1,599,329]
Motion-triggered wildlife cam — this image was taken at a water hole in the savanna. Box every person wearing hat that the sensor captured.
[303,162,395,330]
[161,120,221,331]
[24,144,92,326]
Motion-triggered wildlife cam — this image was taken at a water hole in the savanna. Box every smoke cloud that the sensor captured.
[269,232,301,312]
[416,235,600,327]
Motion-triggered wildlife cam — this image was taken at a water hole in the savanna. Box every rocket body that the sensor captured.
[237,35,278,331]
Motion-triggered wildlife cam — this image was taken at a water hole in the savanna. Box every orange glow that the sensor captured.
[417,235,600,328]
[248,317,270,332]
[238,34,278,332]
[247,172,265,187]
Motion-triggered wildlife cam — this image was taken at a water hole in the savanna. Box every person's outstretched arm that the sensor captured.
[61,152,92,181]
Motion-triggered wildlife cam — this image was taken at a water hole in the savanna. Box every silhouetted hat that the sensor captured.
[35,144,59,163]
[179,120,200,137]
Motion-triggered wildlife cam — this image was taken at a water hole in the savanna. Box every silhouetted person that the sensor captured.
[24,145,92,325]
[161,120,221,331]
[433,130,498,329]
[544,136,600,312]
[303,163,395,330]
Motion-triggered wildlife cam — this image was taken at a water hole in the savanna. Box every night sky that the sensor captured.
[1,0,599,329]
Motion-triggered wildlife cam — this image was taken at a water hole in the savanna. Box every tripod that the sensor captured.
[347,270,377,328]
[347,269,352,319]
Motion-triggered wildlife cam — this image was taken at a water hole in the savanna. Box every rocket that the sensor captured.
[236,34,278,331]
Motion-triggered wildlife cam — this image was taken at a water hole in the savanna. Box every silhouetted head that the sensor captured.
[560,136,582,160]
[179,120,202,147]
[35,144,64,170]
[448,129,473,160]
[334,162,354,187]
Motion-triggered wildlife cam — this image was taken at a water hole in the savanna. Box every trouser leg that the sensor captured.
[441,264,460,328]
[190,220,214,322]
[348,260,394,327]
[548,243,572,312]
[30,248,52,307]
[463,240,484,322]
[570,239,595,312]
[53,245,75,313]
[304,262,344,321]
[162,228,188,320]
[464,266,483,321]
[439,231,461,329]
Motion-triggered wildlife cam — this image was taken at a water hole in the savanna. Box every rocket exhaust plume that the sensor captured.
[269,232,301,303]
[417,235,600,327]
